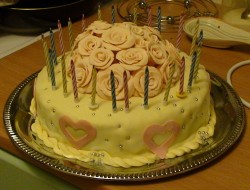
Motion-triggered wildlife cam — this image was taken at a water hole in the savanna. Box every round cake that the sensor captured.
[30,20,216,168]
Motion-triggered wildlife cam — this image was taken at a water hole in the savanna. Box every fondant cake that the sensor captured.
[30,20,216,168]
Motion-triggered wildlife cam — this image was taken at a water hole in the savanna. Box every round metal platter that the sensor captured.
[3,71,246,181]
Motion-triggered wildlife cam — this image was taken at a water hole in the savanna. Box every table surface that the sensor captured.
[0,2,250,190]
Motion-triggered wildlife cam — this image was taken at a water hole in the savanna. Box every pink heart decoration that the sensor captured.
[143,120,180,159]
[59,116,97,149]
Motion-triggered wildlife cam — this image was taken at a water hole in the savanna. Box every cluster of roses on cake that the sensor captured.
[69,20,181,100]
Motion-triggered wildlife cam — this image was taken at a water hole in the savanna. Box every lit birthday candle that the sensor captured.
[70,60,78,102]
[123,71,129,112]
[57,20,67,95]
[68,18,74,50]
[98,3,102,21]
[190,19,199,57]
[147,6,152,27]
[41,34,50,79]
[81,14,86,32]
[89,66,98,109]
[157,6,161,32]
[110,70,117,112]
[49,28,57,65]
[144,67,149,109]
[163,63,175,105]
[194,30,203,80]
[111,5,115,24]
[188,51,197,92]
[176,12,186,50]
[48,48,56,90]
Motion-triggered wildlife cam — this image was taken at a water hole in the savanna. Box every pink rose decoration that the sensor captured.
[114,22,135,29]
[159,41,181,85]
[147,42,167,65]
[159,61,180,86]
[133,66,163,97]
[73,58,93,94]
[116,48,148,71]
[77,34,102,56]
[134,36,148,50]
[164,40,181,62]
[143,26,162,43]
[73,32,90,50]
[86,20,112,36]
[102,26,136,51]
[131,25,145,37]
[96,64,135,100]
[89,48,114,70]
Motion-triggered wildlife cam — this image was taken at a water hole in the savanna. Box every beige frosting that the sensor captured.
[30,21,216,168]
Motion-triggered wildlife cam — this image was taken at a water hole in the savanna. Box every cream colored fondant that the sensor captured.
[30,21,216,168]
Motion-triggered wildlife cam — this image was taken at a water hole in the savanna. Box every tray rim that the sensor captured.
[3,70,246,181]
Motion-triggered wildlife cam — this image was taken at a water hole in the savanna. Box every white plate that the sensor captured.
[183,17,250,48]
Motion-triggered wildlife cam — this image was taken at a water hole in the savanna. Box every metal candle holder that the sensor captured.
[117,0,218,32]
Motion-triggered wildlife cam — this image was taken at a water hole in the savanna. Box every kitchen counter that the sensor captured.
[0,2,249,190]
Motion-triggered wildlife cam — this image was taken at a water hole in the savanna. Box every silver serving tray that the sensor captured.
[3,71,245,181]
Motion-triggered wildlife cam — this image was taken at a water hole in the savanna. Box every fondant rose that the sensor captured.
[133,66,163,97]
[147,42,167,65]
[116,48,148,71]
[73,58,93,93]
[89,48,114,70]
[96,64,135,100]
[159,61,180,85]
[102,26,136,51]
[114,22,135,30]
[131,25,144,37]
[159,41,181,85]
[143,26,162,43]
[134,36,148,50]
[164,40,181,62]
[86,20,112,36]
[73,31,90,50]
[77,34,102,56]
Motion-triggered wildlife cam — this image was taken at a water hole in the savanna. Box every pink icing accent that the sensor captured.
[59,116,97,149]
[143,120,180,159]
